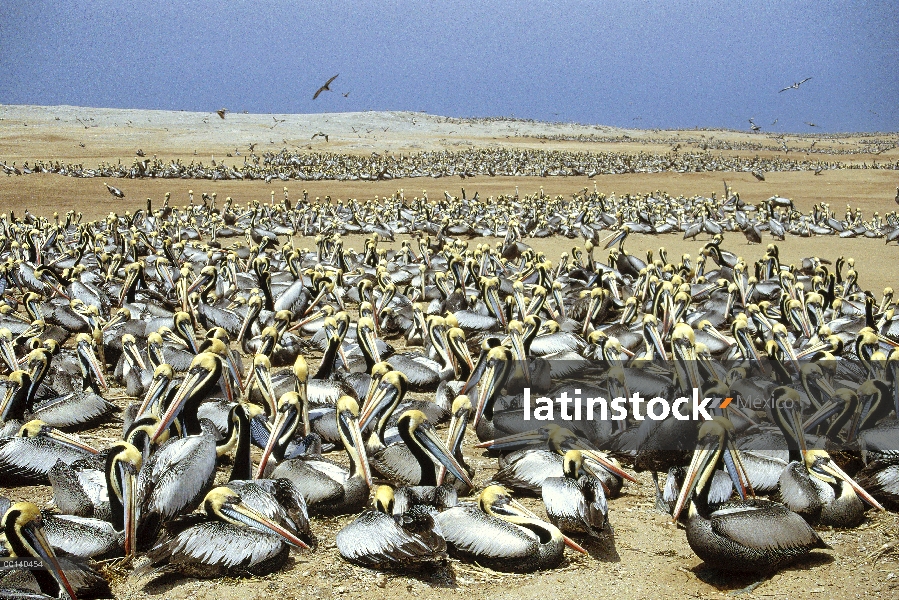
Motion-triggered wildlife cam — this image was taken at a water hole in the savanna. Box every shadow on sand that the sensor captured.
[692,551,834,594]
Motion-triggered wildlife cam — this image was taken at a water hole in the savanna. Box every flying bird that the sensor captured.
[343,92,350,98]
[805,122,818,127]
[313,74,339,100]
[779,77,812,92]
[217,108,227,119]
[312,132,329,142]
[748,118,760,132]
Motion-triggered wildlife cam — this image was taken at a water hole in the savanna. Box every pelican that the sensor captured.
[779,448,884,527]
[135,486,310,580]
[336,485,447,569]
[542,449,609,537]
[436,485,585,572]
[270,396,373,515]
[46,441,141,558]
[483,425,635,497]
[1,502,82,600]
[673,419,830,573]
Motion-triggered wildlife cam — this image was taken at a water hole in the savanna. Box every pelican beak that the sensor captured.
[676,344,701,391]
[722,439,752,499]
[786,405,809,456]
[123,337,147,372]
[0,335,17,372]
[507,328,531,386]
[359,372,383,421]
[42,427,100,454]
[776,333,801,373]
[703,324,733,347]
[77,338,108,392]
[582,295,599,336]
[818,459,885,511]
[507,496,588,554]
[253,361,277,418]
[812,376,837,402]
[121,465,138,558]
[580,448,638,483]
[792,306,812,339]
[339,408,372,487]
[802,399,842,433]
[225,501,310,549]
[414,420,473,488]
[186,271,211,294]
[152,364,208,441]
[357,322,381,366]
[237,304,260,345]
[474,429,546,450]
[0,382,17,421]
[672,438,718,521]
[302,285,331,317]
[119,267,139,306]
[472,359,504,429]
[21,519,81,600]
[289,307,326,332]
[646,322,668,360]
[255,403,297,479]
[603,228,628,250]
[359,380,398,431]
[437,405,471,484]
[485,284,506,329]
[136,370,170,418]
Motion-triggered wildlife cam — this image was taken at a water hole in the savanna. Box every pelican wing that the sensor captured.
[48,461,90,515]
[854,462,899,502]
[42,513,121,558]
[436,505,535,559]
[542,477,588,522]
[227,479,312,542]
[740,450,788,493]
[270,459,345,505]
[156,520,287,569]
[138,436,216,519]
[31,393,117,428]
[709,499,825,552]
[451,310,499,331]
[708,468,736,504]
[529,332,585,356]
[0,438,95,483]
[336,509,445,566]
[371,443,423,486]
[493,450,561,493]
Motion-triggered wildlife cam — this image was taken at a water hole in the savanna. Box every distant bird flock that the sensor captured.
[2,144,897,185]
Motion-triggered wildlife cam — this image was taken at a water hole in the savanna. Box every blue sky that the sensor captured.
[1,1,897,132]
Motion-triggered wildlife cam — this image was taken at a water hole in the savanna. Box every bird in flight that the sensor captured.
[343,91,350,98]
[312,132,329,142]
[805,121,818,127]
[313,74,339,100]
[217,108,227,119]
[779,77,812,93]
[748,118,760,132]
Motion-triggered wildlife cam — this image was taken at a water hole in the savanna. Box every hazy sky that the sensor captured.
[1,1,897,133]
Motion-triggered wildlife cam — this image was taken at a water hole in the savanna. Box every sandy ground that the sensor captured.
[1,105,899,600]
